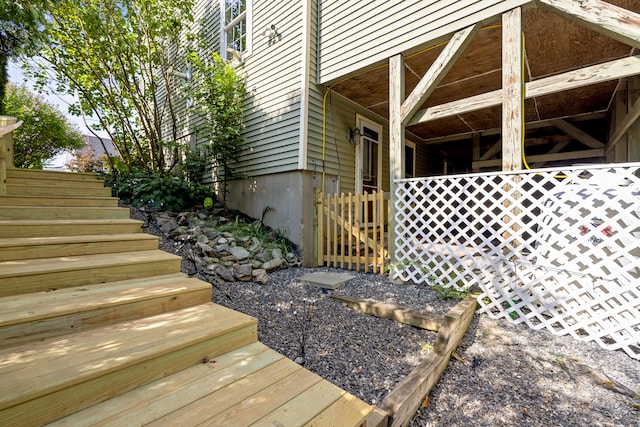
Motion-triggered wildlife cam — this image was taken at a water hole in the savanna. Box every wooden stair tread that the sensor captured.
[0,233,159,262]
[7,169,100,181]
[0,195,118,207]
[6,183,112,197]
[0,218,141,226]
[0,303,257,411]
[0,206,130,220]
[0,249,180,278]
[49,343,371,427]
[0,273,207,326]
[0,233,158,249]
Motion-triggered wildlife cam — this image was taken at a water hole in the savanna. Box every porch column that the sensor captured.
[501,7,523,171]
[389,54,405,264]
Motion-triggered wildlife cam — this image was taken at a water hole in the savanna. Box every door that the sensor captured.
[355,115,382,195]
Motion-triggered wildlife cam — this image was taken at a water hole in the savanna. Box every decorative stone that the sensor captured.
[252,269,269,285]
[234,264,253,281]
[262,258,283,271]
[272,248,283,260]
[215,265,235,282]
[229,246,250,261]
[254,251,272,263]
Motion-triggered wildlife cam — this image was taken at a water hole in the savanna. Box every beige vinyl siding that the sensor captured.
[317,0,530,84]
[231,0,304,177]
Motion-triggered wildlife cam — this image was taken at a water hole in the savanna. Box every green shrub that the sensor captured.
[109,170,214,212]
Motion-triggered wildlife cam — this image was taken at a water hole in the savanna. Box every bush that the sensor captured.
[3,83,84,168]
[110,170,214,212]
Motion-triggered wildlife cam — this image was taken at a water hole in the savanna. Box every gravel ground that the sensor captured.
[131,205,640,427]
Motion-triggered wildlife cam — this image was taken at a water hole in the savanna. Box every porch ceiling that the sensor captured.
[329,1,639,142]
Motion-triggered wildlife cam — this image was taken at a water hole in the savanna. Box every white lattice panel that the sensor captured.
[393,164,640,359]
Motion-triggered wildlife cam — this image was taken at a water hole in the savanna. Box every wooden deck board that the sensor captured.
[303,392,373,427]
[204,368,323,426]
[145,357,303,426]
[48,342,276,427]
[0,303,257,413]
[250,378,346,427]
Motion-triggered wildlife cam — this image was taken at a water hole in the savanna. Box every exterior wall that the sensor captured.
[230,0,304,177]
[317,0,529,84]
[224,170,338,266]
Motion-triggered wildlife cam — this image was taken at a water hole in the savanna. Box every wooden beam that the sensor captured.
[331,295,444,332]
[480,139,502,160]
[421,112,607,145]
[537,0,640,50]
[400,24,479,125]
[605,96,640,154]
[409,55,640,126]
[389,54,405,265]
[550,119,605,148]
[473,148,604,168]
[502,7,523,171]
[531,140,571,168]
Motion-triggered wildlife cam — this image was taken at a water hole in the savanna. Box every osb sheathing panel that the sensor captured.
[329,2,639,140]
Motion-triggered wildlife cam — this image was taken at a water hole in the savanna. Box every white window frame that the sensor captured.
[220,0,252,60]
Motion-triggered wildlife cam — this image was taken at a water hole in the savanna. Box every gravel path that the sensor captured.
[131,205,640,426]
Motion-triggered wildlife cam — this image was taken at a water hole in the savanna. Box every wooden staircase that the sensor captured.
[0,169,373,426]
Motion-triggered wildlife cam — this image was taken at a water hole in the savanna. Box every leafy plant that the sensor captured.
[111,169,214,212]
[66,144,104,172]
[187,52,245,206]
[3,83,84,168]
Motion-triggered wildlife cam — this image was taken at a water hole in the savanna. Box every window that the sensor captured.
[221,0,251,60]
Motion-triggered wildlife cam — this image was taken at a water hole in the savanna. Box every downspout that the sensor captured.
[298,0,311,171]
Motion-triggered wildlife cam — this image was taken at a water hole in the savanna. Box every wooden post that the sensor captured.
[0,116,18,196]
[472,133,480,172]
[501,9,523,250]
[501,7,522,171]
[389,54,405,266]
[627,76,640,161]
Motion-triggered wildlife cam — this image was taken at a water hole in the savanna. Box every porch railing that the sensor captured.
[316,190,389,273]
[392,163,640,360]
[0,116,20,196]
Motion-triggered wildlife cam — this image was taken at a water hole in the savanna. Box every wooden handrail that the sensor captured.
[1,116,21,196]
[0,120,23,138]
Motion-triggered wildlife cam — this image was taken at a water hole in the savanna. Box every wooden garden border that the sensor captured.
[335,295,478,427]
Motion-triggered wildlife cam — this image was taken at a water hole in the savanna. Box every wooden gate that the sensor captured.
[315,190,389,273]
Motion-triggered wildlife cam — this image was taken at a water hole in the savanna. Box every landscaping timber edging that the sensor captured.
[332,293,478,427]
[330,295,444,332]
[382,295,478,427]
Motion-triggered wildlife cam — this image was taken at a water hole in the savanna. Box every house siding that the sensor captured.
[317,0,530,84]
[230,0,304,177]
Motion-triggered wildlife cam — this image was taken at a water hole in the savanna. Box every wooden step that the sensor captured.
[0,206,130,220]
[7,168,100,182]
[0,195,118,207]
[0,219,143,238]
[0,250,182,296]
[7,183,112,197]
[0,234,159,261]
[8,176,107,187]
[48,342,372,427]
[0,273,211,348]
[0,303,258,426]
